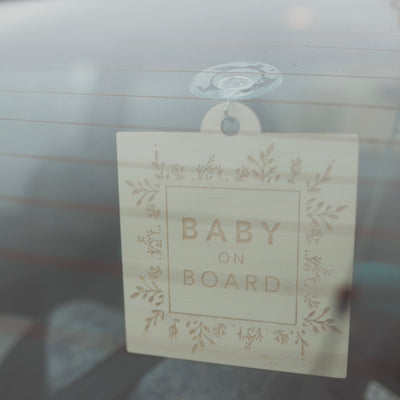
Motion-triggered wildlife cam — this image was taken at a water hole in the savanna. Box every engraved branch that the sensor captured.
[288,157,302,183]
[307,163,332,192]
[131,276,164,306]
[304,252,332,285]
[153,149,169,179]
[307,199,347,233]
[126,179,159,206]
[247,144,279,183]
[144,310,164,333]
[295,331,308,357]
[303,307,341,334]
[196,154,223,181]
[187,321,215,353]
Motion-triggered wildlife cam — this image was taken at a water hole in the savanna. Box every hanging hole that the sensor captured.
[221,116,240,136]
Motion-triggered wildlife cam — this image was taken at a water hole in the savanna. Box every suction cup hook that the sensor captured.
[190,61,283,135]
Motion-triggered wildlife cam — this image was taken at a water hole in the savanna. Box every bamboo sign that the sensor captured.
[117,131,358,378]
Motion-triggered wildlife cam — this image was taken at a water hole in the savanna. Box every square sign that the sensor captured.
[117,132,358,378]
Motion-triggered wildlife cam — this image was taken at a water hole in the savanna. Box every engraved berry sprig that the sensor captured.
[304,252,332,286]
[305,253,331,276]
[145,204,160,219]
[137,227,162,258]
[235,165,250,181]
[304,293,320,309]
[169,319,179,340]
[170,164,185,180]
[274,329,289,344]
[238,327,263,350]
[147,265,162,280]
[306,228,323,244]
[213,323,227,338]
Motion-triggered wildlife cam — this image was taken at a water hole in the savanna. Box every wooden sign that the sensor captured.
[117,131,358,378]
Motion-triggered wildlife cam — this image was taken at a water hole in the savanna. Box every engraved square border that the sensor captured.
[165,185,301,326]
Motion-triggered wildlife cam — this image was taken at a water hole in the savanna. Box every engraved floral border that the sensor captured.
[125,143,347,358]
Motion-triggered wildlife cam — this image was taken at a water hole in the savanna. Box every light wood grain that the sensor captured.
[117,131,358,378]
